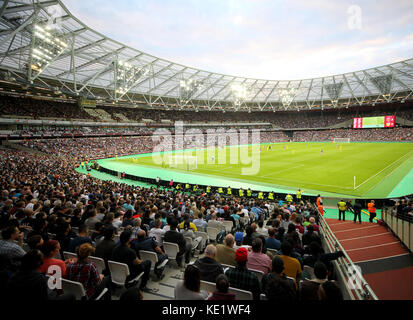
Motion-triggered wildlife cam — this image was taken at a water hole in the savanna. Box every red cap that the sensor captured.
[235,247,248,262]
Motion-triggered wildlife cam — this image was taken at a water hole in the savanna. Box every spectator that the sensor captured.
[179,214,197,231]
[38,240,68,277]
[164,218,191,267]
[302,225,321,247]
[194,244,224,283]
[265,227,281,251]
[0,225,26,269]
[94,227,117,275]
[68,224,92,253]
[318,280,344,301]
[174,264,208,300]
[256,220,268,237]
[193,212,208,232]
[215,234,236,266]
[90,222,105,242]
[261,255,297,301]
[6,250,49,300]
[66,243,111,300]
[299,261,328,301]
[208,274,236,300]
[111,230,151,290]
[225,247,261,300]
[242,225,254,246]
[148,218,166,247]
[84,209,99,230]
[133,230,167,279]
[27,234,44,250]
[303,241,344,273]
[279,241,302,287]
[247,238,272,274]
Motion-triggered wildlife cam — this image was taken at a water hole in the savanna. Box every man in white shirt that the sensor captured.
[207,213,225,231]
[112,212,123,230]
[256,220,268,237]
[149,218,166,247]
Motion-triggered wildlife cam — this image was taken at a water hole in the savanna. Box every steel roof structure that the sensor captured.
[1,0,413,112]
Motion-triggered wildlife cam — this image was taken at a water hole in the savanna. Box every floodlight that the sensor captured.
[230,83,249,107]
[179,79,203,103]
[115,61,149,98]
[30,24,69,79]
[278,88,296,107]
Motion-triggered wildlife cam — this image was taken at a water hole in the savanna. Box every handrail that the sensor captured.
[317,207,379,300]
[382,207,412,252]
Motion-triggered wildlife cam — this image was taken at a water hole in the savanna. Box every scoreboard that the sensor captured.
[353,116,395,129]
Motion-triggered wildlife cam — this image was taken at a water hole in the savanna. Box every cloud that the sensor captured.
[63,0,413,79]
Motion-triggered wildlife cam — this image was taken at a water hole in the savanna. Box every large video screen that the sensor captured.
[353,116,395,129]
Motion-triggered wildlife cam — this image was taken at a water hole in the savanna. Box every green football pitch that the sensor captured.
[96,142,413,199]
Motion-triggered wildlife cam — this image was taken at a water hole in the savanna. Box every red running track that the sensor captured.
[326,219,413,300]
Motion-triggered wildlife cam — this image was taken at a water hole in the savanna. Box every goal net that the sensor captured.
[333,138,351,143]
[167,155,197,170]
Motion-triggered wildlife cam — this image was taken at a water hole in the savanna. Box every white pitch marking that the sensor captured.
[355,149,413,190]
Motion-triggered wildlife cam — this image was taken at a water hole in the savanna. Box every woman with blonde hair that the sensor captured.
[65,243,111,300]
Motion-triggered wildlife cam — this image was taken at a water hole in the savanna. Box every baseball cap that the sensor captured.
[235,247,248,263]
[234,232,243,243]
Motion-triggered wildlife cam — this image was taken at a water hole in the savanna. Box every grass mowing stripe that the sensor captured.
[101,142,413,198]
[355,149,413,190]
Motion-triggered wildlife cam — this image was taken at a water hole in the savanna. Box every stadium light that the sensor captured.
[115,61,149,98]
[278,88,296,108]
[29,24,69,81]
[179,79,203,105]
[231,83,249,107]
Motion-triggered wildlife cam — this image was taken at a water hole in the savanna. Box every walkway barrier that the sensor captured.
[317,207,379,300]
[382,207,413,252]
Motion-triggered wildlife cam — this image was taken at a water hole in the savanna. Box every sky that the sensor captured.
[63,0,413,80]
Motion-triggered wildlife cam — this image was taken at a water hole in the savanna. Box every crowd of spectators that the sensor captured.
[1,94,412,129]
[0,93,412,302]
[14,127,413,164]
[0,95,93,120]
[0,143,350,301]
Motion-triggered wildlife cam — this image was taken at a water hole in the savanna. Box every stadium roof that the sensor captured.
[0,0,413,112]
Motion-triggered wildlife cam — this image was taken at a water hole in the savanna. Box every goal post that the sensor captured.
[333,138,351,143]
[167,154,197,170]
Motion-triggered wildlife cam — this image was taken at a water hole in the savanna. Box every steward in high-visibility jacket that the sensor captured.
[227,187,232,195]
[268,192,274,200]
[206,186,211,194]
[247,188,252,197]
[239,188,244,197]
[296,189,302,201]
[185,183,190,190]
[218,187,223,194]
[286,194,293,202]
[176,184,181,191]
[258,191,264,200]
[193,185,199,192]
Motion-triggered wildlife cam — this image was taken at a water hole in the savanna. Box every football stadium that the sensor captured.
[0,0,412,305]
